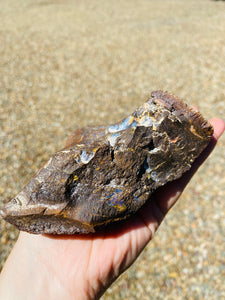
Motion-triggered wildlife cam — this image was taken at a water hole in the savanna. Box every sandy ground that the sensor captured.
[0,0,225,299]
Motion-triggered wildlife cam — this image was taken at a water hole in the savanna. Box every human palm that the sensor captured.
[0,118,224,300]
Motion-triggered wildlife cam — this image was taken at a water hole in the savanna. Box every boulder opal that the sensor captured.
[1,91,213,234]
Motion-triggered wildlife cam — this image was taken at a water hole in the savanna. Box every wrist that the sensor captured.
[0,232,106,300]
[0,233,73,300]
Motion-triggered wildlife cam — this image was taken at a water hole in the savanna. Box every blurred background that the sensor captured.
[0,0,224,299]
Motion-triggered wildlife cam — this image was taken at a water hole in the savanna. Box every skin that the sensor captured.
[0,118,224,300]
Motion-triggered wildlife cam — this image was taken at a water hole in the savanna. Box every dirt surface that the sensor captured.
[0,0,224,299]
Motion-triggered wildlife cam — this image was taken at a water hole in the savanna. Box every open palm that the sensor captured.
[1,118,224,300]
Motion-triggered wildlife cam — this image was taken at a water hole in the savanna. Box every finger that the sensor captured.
[154,118,225,214]
[120,118,224,238]
[209,118,225,140]
[191,105,199,112]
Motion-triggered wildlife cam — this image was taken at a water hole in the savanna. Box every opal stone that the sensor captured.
[0,91,213,234]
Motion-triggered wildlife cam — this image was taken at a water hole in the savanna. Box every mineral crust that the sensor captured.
[0,91,214,234]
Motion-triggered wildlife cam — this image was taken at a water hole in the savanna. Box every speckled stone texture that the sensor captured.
[0,0,225,299]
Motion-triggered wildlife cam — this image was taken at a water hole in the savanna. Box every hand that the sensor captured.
[0,118,224,300]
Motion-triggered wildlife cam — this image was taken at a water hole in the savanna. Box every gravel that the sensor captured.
[0,0,224,299]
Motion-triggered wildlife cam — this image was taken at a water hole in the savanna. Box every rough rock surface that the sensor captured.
[0,91,213,234]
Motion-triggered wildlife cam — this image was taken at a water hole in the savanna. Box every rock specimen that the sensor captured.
[0,91,213,234]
